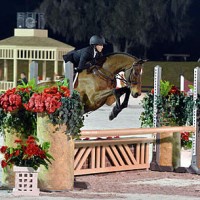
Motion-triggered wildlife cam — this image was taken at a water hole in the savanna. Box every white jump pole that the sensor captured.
[180,75,185,91]
[64,61,74,97]
[150,66,162,170]
[153,65,161,127]
[188,67,200,174]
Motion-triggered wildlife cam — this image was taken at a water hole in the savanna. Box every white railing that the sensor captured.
[0,81,14,91]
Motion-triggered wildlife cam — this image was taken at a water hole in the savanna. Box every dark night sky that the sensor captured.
[0,0,199,60]
[0,0,43,40]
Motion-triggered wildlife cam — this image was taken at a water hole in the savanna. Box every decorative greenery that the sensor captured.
[0,136,54,170]
[48,90,84,135]
[140,80,194,128]
[140,80,195,149]
[0,79,84,138]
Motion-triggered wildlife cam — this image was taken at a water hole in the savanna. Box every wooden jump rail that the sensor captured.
[80,126,195,137]
[74,126,194,176]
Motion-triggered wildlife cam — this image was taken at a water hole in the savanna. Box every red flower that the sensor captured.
[169,86,180,95]
[0,146,8,153]
[37,149,46,159]
[181,132,190,141]
[14,139,23,144]
[0,88,22,112]
[23,91,62,114]
[1,160,7,168]
[26,135,36,143]
[0,136,53,170]
[44,86,58,95]
[4,153,10,160]
[60,86,70,97]
[15,149,20,156]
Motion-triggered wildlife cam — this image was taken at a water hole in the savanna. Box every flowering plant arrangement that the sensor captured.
[0,83,37,137]
[0,136,54,170]
[181,132,193,149]
[0,79,84,137]
[140,80,194,128]
[140,80,194,149]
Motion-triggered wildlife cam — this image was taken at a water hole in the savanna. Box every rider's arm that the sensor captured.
[77,50,93,70]
[78,47,94,69]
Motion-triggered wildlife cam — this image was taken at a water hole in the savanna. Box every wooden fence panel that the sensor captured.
[74,138,153,176]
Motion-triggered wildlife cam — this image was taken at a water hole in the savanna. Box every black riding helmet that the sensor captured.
[89,35,106,45]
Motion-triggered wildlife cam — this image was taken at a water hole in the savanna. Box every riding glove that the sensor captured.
[74,68,82,73]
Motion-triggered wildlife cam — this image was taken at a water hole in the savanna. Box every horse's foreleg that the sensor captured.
[109,87,129,120]
[121,87,131,109]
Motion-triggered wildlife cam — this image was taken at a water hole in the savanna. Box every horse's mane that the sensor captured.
[105,52,138,59]
[95,52,138,67]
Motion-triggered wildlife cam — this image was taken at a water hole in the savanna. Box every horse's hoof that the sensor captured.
[109,113,115,121]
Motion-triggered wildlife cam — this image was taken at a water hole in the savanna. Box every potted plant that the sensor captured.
[140,80,194,168]
[22,80,84,190]
[0,79,84,137]
[140,80,194,128]
[0,79,85,190]
[180,131,193,167]
[0,86,37,137]
[181,132,192,150]
[0,136,53,196]
[0,81,38,187]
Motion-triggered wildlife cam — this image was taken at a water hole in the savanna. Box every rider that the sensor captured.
[63,35,106,73]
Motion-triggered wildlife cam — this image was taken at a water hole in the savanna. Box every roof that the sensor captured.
[0,36,74,49]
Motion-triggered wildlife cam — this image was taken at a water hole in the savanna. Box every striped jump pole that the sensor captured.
[188,67,200,174]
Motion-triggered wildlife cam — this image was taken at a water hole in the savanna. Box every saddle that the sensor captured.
[86,56,106,74]
[87,65,101,74]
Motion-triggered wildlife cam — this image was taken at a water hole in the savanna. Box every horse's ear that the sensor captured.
[136,59,148,65]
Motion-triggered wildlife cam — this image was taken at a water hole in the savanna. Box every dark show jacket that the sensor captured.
[63,46,103,70]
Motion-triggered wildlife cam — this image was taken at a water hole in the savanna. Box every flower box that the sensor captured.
[13,166,40,196]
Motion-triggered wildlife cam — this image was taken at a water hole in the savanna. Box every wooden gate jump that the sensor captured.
[74,126,194,175]
[74,65,200,176]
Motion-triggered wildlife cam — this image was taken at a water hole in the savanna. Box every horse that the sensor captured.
[74,52,145,120]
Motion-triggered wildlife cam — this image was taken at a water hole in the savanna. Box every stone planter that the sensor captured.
[12,166,40,196]
[13,166,40,196]
[159,131,181,168]
[37,113,74,191]
[181,148,192,167]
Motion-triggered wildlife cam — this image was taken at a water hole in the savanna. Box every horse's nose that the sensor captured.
[134,93,139,98]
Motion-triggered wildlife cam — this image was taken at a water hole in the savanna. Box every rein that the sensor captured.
[92,67,116,83]
[92,63,141,87]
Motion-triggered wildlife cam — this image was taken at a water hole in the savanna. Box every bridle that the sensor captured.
[92,60,144,87]
[115,63,142,87]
